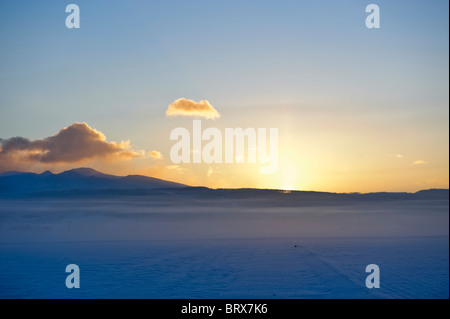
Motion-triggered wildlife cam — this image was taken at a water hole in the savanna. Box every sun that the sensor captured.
[280,156,301,191]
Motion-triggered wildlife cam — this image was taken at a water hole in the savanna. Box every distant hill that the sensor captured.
[0,168,448,204]
[414,189,450,199]
[0,168,187,196]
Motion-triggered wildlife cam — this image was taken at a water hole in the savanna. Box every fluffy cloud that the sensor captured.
[413,160,427,165]
[165,98,220,119]
[0,123,149,172]
[148,150,163,159]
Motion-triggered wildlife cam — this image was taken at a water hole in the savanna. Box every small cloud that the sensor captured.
[148,150,162,159]
[389,154,403,159]
[413,160,427,165]
[166,98,220,120]
[166,165,185,173]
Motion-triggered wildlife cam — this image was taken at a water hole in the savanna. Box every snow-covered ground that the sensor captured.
[0,197,448,298]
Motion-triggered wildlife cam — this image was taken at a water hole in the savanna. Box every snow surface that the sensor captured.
[0,197,448,298]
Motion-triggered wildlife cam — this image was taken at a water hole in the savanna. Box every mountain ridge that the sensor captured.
[0,168,448,201]
[0,167,187,196]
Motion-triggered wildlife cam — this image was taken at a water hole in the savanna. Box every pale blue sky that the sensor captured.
[0,0,448,191]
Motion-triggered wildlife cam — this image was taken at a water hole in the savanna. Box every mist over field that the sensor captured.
[0,191,448,242]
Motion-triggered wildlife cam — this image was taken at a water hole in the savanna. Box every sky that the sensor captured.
[0,0,448,192]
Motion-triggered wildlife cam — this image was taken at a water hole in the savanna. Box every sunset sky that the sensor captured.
[0,0,448,192]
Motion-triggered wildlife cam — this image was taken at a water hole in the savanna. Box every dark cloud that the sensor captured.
[0,137,40,153]
[0,123,144,171]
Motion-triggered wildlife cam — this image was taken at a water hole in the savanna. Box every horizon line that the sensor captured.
[1,167,448,195]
